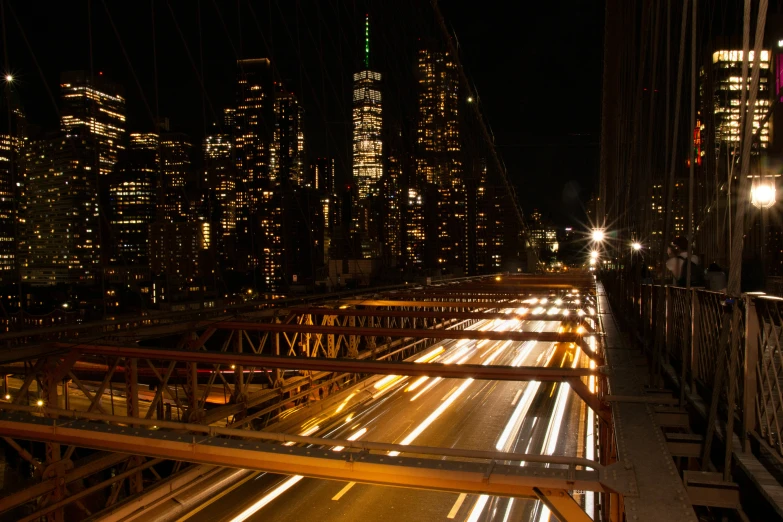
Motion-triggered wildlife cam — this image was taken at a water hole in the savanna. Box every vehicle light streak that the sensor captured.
[410,377,442,401]
[481,340,511,366]
[234,423,371,520]
[414,346,445,363]
[332,427,367,452]
[495,381,540,451]
[406,376,429,392]
[532,306,545,315]
[466,495,490,522]
[390,378,474,455]
[547,307,559,315]
[229,475,304,522]
[335,392,357,414]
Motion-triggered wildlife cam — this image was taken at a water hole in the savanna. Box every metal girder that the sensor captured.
[202,322,593,343]
[0,410,636,500]
[534,487,592,522]
[56,343,598,382]
[286,308,594,327]
[0,451,129,513]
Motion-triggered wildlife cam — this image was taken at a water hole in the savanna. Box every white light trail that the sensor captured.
[466,495,490,522]
[390,378,474,455]
[230,475,304,522]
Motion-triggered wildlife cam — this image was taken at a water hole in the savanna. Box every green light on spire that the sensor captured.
[365,14,370,68]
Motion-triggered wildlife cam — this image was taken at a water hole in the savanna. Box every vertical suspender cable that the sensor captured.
[661,0,690,283]
[728,0,768,295]
[88,0,108,321]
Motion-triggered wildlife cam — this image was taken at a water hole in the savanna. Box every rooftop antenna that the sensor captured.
[364,14,370,69]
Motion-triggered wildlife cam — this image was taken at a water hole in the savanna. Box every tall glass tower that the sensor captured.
[59,71,126,176]
[352,15,383,200]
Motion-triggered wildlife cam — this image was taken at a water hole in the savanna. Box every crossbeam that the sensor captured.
[0,409,634,500]
[57,343,598,381]
[206,322,592,342]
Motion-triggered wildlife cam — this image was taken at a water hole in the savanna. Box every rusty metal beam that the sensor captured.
[286,308,590,324]
[0,451,129,513]
[200,323,592,343]
[0,410,634,500]
[58,343,597,381]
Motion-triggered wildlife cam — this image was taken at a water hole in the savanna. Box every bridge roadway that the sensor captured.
[170,316,591,522]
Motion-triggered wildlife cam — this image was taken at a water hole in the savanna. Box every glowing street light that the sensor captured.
[590,250,599,259]
[467,96,474,103]
[631,242,642,251]
[591,229,605,242]
[4,74,12,83]
[751,183,776,209]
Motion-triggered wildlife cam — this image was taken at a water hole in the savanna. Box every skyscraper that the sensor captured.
[271,84,306,186]
[700,49,772,157]
[416,48,461,187]
[233,58,273,272]
[416,46,465,273]
[108,148,157,270]
[23,130,100,285]
[60,71,126,176]
[204,133,236,239]
[160,133,193,221]
[313,157,335,194]
[352,15,383,200]
[0,81,25,284]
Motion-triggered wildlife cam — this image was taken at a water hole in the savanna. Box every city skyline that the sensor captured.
[0,1,604,225]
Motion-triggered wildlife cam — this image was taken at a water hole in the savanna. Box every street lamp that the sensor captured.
[631,242,642,251]
[751,182,776,209]
[590,250,599,259]
[591,229,605,242]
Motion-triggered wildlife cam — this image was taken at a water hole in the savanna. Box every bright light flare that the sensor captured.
[546,307,559,315]
[4,74,12,83]
[554,298,563,306]
[751,183,776,209]
[3,394,9,400]
[589,250,599,259]
[632,242,642,251]
[591,229,605,242]
[36,399,43,407]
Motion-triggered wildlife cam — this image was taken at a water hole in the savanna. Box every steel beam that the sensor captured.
[204,322,592,343]
[57,343,597,382]
[0,411,634,499]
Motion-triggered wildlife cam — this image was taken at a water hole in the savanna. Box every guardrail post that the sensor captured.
[742,296,760,453]
[690,290,700,390]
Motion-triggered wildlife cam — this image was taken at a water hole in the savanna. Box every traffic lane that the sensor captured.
[190,331,526,522]
[195,319,560,521]
[240,340,558,522]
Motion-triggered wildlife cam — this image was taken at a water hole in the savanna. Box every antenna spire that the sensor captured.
[364,14,370,68]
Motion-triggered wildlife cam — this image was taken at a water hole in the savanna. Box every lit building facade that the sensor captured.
[109,149,157,269]
[161,133,193,221]
[352,16,383,199]
[23,130,100,285]
[0,85,25,284]
[700,50,772,158]
[416,46,465,273]
[403,188,425,268]
[270,85,305,186]
[313,157,335,194]
[60,71,126,176]
[204,134,236,238]
[416,48,461,187]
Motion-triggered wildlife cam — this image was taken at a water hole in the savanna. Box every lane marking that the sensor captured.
[511,389,523,406]
[447,493,468,518]
[331,481,356,501]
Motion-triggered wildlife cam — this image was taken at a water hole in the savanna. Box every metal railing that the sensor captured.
[605,274,783,461]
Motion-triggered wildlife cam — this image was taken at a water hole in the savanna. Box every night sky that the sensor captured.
[0,0,604,226]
